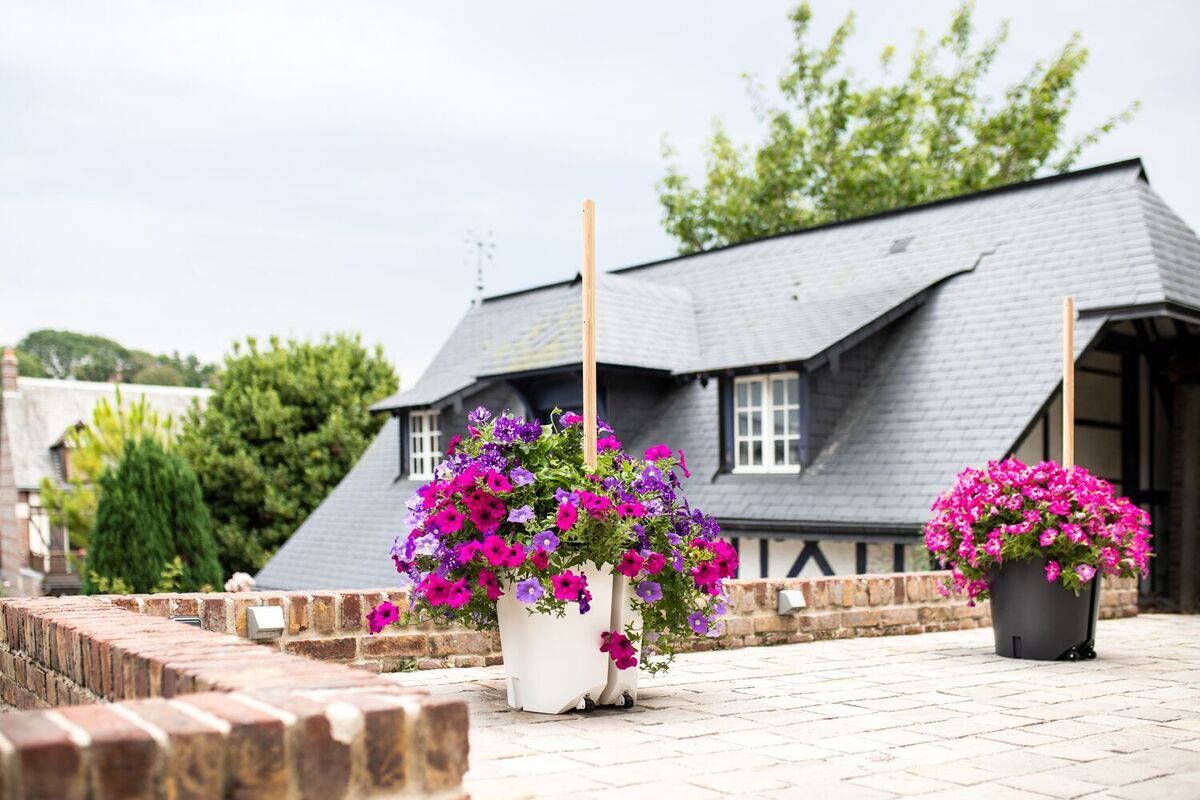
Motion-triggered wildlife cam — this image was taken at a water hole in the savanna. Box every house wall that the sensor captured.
[0,390,24,595]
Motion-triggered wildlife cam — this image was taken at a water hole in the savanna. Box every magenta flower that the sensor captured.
[551,571,583,601]
[477,570,502,601]
[644,552,666,575]
[615,550,644,577]
[422,575,453,606]
[434,506,465,534]
[643,443,672,462]
[1075,564,1096,583]
[1045,560,1061,582]
[528,548,550,570]
[485,470,513,494]
[556,502,578,532]
[455,540,482,563]
[597,435,622,452]
[367,601,399,634]
[560,412,582,426]
[481,535,510,567]
[446,579,471,609]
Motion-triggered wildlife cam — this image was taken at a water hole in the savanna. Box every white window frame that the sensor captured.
[408,410,442,479]
[732,373,802,474]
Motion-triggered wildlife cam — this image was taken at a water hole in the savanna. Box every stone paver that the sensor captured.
[388,615,1200,799]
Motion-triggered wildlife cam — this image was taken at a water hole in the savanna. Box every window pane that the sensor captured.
[750,381,762,405]
[411,415,422,434]
[773,410,785,435]
[752,441,762,465]
[788,439,801,465]
[789,409,800,432]
[751,412,762,436]
[774,439,784,465]
[786,377,799,404]
[736,382,748,406]
[773,379,784,406]
[738,441,748,465]
[737,412,748,436]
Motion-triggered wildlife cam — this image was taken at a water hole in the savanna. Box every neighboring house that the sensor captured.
[258,159,1200,610]
[0,349,211,596]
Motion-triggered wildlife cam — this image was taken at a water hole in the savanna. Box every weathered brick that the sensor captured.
[409,696,469,792]
[252,693,353,800]
[179,693,290,800]
[58,705,157,800]
[287,596,309,636]
[0,712,85,800]
[338,593,362,631]
[201,597,231,634]
[362,635,428,659]
[310,594,336,635]
[124,698,227,800]
[284,638,358,662]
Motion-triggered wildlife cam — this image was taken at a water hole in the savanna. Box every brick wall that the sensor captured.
[0,595,469,799]
[110,571,1140,672]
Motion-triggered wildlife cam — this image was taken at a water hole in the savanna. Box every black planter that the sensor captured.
[989,558,1100,661]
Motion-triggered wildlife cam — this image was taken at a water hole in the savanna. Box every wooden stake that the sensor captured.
[1062,296,1075,469]
[582,199,597,470]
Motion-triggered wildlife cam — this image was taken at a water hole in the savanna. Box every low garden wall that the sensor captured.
[110,571,1140,672]
[0,595,469,800]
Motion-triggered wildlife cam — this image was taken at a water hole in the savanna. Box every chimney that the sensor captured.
[2,348,17,393]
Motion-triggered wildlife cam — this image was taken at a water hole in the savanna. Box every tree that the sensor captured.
[178,334,398,573]
[84,438,223,594]
[19,330,129,382]
[658,2,1138,253]
[40,388,181,550]
[16,329,215,386]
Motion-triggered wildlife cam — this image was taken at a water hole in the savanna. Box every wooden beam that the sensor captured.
[581,199,598,470]
[1063,296,1075,468]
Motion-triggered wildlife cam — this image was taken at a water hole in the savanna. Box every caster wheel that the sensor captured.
[579,696,596,713]
[1082,646,1097,660]
[1064,649,1080,662]
[620,692,636,710]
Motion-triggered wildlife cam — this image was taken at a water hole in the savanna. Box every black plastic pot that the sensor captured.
[989,558,1099,661]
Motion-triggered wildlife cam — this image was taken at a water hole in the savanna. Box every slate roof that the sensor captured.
[259,159,1200,589]
[2,378,210,490]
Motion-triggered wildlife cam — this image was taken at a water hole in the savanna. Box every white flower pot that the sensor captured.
[496,562,641,714]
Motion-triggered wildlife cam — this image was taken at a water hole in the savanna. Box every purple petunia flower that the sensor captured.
[411,533,440,557]
[510,466,535,486]
[508,505,535,524]
[554,488,579,505]
[635,581,662,603]
[468,406,492,425]
[687,611,709,635]
[515,578,544,604]
[532,530,559,552]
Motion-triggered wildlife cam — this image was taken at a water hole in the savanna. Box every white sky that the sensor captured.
[3,1,1197,386]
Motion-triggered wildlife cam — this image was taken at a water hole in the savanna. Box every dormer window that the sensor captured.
[408,410,442,480]
[733,373,801,473]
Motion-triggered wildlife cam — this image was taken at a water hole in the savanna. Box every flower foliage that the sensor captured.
[923,459,1152,603]
[369,408,737,674]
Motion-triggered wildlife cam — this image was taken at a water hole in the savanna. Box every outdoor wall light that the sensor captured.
[777,589,807,614]
[247,605,285,640]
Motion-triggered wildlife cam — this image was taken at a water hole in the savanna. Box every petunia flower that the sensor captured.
[434,506,465,534]
[597,435,622,452]
[556,502,579,532]
[507,505,535,524]
[477,570,503,601]
[509,466,535,487]
[515,577,544,604]
[635,581,662,603]
[532,530,559,552]
[486,470,513,494]
[528,548,550,570]
[615,550,644,578]
[644,552,667,575]
[551,571,583,601]
[1045,560,1061,582]
[643,443,672,462]
[1075,564,1096,583]
[687,611,709,635]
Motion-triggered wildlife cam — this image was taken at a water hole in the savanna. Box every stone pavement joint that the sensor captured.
[387,615,1200,800]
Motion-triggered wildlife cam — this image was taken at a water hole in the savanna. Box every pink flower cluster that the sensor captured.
[924,458,1152,602]
[600,630,637,670]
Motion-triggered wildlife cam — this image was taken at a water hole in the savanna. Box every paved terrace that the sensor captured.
[390,615,1200,800]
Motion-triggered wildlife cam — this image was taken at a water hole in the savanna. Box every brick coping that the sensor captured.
[0,595,469,799]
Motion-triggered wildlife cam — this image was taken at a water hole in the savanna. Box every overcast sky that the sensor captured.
[3,1,1197,386]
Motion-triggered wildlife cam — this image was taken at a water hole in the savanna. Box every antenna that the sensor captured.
[464,229,495,303]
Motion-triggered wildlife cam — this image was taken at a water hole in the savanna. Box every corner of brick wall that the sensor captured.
[0,595,470,800]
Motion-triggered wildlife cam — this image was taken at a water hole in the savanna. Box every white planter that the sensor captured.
[496,562,641,714]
